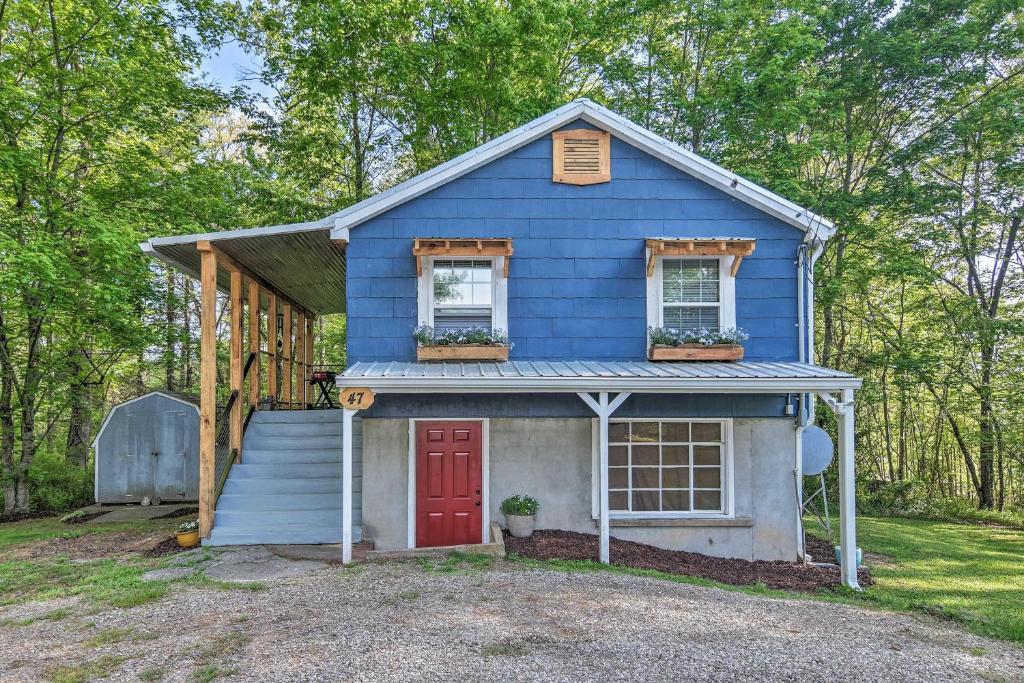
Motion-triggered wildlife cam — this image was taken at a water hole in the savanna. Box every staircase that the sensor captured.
[209,410,362,546]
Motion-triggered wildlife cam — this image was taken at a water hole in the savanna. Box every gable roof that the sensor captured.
[327,98,834,243]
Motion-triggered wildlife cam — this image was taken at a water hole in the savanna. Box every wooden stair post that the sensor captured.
[267,293,278,407]
[248,280,260,413]
[197,241,218,539]
[282,303,292,409]
[229,270,243,461]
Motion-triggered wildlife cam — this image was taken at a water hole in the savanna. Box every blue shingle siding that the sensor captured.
[347,119,804,363]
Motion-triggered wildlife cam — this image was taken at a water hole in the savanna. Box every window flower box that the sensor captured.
[649,343,744,362]
[414,325,509,362]
[647,327,748,362]
[417,344,509,362]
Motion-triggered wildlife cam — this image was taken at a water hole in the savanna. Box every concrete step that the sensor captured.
[221,477,348,495]
[230,462,343,479]
[249,410,344,424]
[244,435,341,450]
[209,524,362,546]
[217,492,344,511]
[215,508,347,527]
[246,422,344,438]
[240,449,343,464]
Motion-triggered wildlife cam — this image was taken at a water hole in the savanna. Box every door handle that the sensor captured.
[475,489,481,495]
[474,501,481,506]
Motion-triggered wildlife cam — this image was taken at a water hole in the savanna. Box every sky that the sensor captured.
[197,38,273,101]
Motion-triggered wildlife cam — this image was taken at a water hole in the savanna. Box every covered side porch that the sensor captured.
[337,360,863,588]
[141,221,346,540]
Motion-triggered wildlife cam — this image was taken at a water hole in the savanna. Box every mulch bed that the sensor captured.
[153,506,199,520]
[504,529,872,592]
[803,533,835,563]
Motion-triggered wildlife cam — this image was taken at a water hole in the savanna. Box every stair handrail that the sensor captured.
[213,352,257,505]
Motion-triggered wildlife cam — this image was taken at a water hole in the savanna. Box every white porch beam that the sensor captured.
[577,391,631,564]
[342,408,357,564]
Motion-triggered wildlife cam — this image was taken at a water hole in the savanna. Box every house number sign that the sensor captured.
[339,387,375,410]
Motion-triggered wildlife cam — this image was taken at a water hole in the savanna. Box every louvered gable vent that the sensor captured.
[552,129,610,185]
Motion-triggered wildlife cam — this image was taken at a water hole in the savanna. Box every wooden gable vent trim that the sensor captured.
[645,238,757,277]
[413,238,514,277]
[552,129,610,185]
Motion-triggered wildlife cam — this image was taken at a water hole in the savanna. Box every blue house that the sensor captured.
[142,100,862,588]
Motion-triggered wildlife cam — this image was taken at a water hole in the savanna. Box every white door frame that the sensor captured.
[407,418,490,549]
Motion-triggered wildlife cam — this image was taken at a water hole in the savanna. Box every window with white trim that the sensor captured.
[606,419,730,514]
[418,257,508,333]
[646,255,736,334]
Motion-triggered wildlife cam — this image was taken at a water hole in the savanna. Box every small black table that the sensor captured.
[308,371,337,409]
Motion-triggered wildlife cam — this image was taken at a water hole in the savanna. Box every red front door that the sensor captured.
[416,421,483,548]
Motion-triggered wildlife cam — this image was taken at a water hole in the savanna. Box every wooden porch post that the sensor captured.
[303,315,311,405]
[229,270,243,461]
[197,242,217,539]
[282,303,292,409]
[296,312,306,409]
[248,280,260,411]
[267,293,278,406]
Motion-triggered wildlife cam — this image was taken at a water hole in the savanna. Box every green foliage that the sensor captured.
[27,454,93,514]
[500,494,539,516]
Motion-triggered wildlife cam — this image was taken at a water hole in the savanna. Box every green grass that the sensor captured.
[810,516,1024,643]
[0,517,174,552]
[0,556,169,608]
[46,654,132,683]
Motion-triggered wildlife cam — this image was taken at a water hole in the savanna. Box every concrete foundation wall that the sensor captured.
[360,417,799,561]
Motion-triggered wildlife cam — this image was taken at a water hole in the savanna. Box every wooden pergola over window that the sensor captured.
[645,238,756,277]
[413,238,514,277]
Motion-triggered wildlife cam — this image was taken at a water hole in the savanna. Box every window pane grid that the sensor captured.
[608,421,724,514]
[661,259,721,333]
[432,259,494,332]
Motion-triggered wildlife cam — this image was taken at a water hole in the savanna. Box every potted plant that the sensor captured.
[175,520,200,549]
[414,325,510,361]
[647,326,749,361]
[501,494,539,538]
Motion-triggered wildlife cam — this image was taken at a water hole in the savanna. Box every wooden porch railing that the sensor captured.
[213,352,257,505]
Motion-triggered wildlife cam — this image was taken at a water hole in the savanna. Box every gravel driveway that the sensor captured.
[1,558,1021,682]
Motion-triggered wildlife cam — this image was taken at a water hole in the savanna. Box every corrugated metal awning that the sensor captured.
[338,360,861,393]
[141,221,344,315]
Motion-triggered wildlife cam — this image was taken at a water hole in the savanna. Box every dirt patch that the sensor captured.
[152,506,199,520]
[62,511,108,525]
[142,536,189,557]
[504,529,872,591]
[11,529,176,561]
[0,510,57,524]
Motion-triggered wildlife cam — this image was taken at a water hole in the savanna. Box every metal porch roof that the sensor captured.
[339,360,861,393]
[141,222,345,315]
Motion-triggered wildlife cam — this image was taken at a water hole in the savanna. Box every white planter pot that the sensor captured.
[505,514,536,538]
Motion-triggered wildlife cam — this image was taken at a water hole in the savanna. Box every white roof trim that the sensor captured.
[326,98,835,242]
[91,391,199,449]
[336,375,860,394]
[145,220,326,249]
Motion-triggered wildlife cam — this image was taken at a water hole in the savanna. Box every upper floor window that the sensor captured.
[662,258,721,333]
[432,259,494,332]
[416,250,508,334]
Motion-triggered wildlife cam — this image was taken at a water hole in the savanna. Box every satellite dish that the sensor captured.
[802,426,834,476]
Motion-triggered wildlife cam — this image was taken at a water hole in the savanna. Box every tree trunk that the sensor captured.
[977,346,995,508]
[164,267,176,391]
[64,349,94,469]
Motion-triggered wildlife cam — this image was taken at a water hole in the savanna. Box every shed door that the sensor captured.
[415,422,483,548]
[154,411,187,500]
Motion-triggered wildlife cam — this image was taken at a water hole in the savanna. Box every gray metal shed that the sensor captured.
[93,391,201,504]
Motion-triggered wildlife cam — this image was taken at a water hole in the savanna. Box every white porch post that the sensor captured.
[837,387,859,589]
[342,407,357,564]
[578,391,631,564]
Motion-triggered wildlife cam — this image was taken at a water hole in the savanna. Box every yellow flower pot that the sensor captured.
[175,530,200,549]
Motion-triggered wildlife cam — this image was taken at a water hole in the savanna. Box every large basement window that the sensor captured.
[595,419,733,517]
